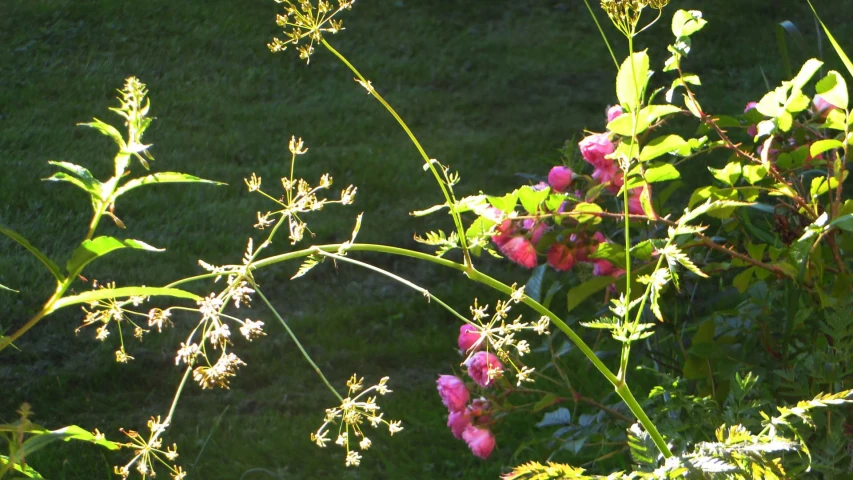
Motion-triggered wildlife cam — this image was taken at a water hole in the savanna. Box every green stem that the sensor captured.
[314,249,470,325]
[247,242,669,454]
[255,287,342,402]
[319,38,473,270]
[582,0,619,69]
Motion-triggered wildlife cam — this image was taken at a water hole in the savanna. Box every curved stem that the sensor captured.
[255,287,342,402]
[582,0,619,69]
[313,249,470,325]
[319,38,473,270]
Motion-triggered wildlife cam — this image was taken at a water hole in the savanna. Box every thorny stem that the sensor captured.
[255,287,343,402]
[319,38,474,270]
[677,68,815,217]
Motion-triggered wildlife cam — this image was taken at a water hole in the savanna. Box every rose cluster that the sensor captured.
[489,105,636,277]
[434,325,509,459]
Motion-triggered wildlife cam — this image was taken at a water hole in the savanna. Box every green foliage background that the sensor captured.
[1,0,852,478]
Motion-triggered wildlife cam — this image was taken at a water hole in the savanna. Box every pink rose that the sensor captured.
[458,324,482,352]
[813,94,837,115]
[447,410,472,439]
[627,187,644,216]
[579,133,615,167]
[547,243,575,272]
[466,351,503,388]
[528,221,548,246]
[491,220,516,248]
[606,105,624,123]
[436,375,470,412]
[593,259,624,277]
[462,426,496,459]
[500,236,537,269]
[591,158,623,193]
[467,398,490,417]
[548,166,574,193]
[744,101,758,113]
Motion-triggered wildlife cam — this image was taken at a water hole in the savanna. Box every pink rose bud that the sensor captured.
[529,222,548,246]
[465,351,503,388]
[547,166,574,193]
[606,105,624,123]
[458,324,482,352]
[467,398,490,417]
[462,426,496,459]
[447,410,472,439]
[627,187,644,216]
[547,243,575,272]
[593,259,623,277]
[491,220,516,248]
[579,133,616,167]
[436,375,470,412]
[813,95,837,115]
[499,236,538,269]
[744,101,758,113]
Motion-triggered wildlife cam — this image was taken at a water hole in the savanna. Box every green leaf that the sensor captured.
[708,161,742,187]
[616,51,650,111]
[567,276,617,312]
[533,393,559,412]
[66,236,164,275]
[51,286,201,311]
[811,139,844,158]
[823,109,848,131]
[672,10,707,38]
[0,226,64,282]
[791,58,825,91]
[115,172,225,198]
[607,105,682,137]
[0,282,18,293]
[571,202,603,224]
[807,1,853,80]
[487,191,518,214]
[816,72,849,112]
[44,172,100,200]
[518,185,550,215]
[78,118,126,149]
[743,164,768,184]
[683,93,703,117]
[644,163,681,183]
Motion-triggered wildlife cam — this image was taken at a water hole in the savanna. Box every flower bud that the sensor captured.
[547,166,574,193]
[458,324,482,352]
[606,105,624,123]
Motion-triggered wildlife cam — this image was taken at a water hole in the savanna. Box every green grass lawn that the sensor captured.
[2,0,852,478]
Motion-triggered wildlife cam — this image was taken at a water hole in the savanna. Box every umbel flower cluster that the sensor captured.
[435,286,552,459]
[310,374,403,467]
[267,0,355,62]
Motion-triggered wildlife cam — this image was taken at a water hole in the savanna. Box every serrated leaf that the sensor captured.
[572,202,603,224]
[291,254,323,280]
[708,161,742,186]
[518,185,550,215]
[537,408,572,427]
[816,71,849,110]
[810,139,844,158]
[487,191,518,214]
[616,51,650,111]
[644,163,681,183]
[114,172,225,198]
[640,134,687,162]
[66,236,164,275]
[791,58,825,90]
[0,225,64,282]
